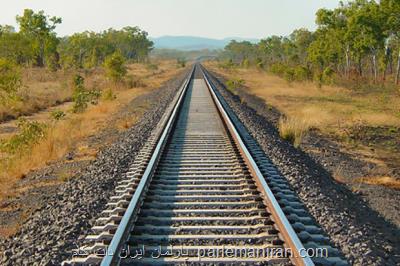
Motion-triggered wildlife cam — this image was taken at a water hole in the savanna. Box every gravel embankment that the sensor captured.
[0,69,190,265]
[207,71,400,266]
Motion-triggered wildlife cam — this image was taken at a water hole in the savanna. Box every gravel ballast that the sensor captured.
[207,70,400,265]
[0,69,190,265]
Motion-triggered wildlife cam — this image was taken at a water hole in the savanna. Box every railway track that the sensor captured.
[64,65,347,265]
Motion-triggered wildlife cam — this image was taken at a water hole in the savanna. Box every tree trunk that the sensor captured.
[372,54,377,83]
[345,47,350,78]
[39,40,45,67]
[358,57,363,77]
[396,49,400,85]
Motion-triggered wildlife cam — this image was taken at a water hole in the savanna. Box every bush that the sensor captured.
[0,118,47,153]
[322,67,334,84]
[225,78,245,94]
[283,68,295,83]
[270,63,287,76]
[104,51,127,82]
[50,110,66,120]
[71,75,100,113]
[294,65,312,81]
[241,59,249,68]
[0,58,22,98]
[313,72,323,88]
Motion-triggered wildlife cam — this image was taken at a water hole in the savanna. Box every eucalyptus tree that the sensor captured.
[16,9,62,67]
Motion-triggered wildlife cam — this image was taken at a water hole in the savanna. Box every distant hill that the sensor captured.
[151,36,259,51]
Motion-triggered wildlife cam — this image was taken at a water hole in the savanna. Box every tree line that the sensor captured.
[0,9,153,70]
[220,0,400,86]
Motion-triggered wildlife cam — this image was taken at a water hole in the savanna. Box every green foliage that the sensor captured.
[221,40,257,66]
[104,51,127,82]
[283,68,295,83]
[0,58,22,98]
[322,67,335,84]
[270,63,287,76]
[58,27,153,69]
[1,10,153,70]
[101,88,116,101]
[294,65,312,81]
[16,9,61,67]
[50,110,66,120]
[220,0,400,87]
[225,78,245,94]
[71,75,100,113]
[0,118,46,153]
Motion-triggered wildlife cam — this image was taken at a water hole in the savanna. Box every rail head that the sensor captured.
[100,66,195,266]
[201,66,315,266]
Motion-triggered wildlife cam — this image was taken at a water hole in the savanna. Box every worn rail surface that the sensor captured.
[64,65,347,265]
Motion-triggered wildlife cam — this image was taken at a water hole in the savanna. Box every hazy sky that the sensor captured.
[1,0,341,39]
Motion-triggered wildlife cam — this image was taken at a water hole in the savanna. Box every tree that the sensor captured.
[104,51,127,82]
[381,0,400,84]
[344,0,386,80]
[16,9,61,67]
[0,27,34,65]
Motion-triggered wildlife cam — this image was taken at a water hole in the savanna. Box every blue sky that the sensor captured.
[1,0,341,38]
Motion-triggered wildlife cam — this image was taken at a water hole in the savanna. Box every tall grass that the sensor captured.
[278,117,310,147]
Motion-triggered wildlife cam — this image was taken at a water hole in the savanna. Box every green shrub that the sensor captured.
[313,72,323,88]
[50,110,66,120]
[241,59,250,68]
[322,67,334,84]
[0,58,22,98]
[72,75,87,112]
[225,78,245,94]
[0,118,47,153]
[270,63,287,75]
[104,51,127,82]
[71,75,100,113]
[284,68,295,83]
[294,65,312,81]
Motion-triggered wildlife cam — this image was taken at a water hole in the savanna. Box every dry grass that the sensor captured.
[205,62,400,132]
[0,68,74,121]
[355,176,400,189]
[0,60,181,200]
[278,117,309,147]
[0,60,177,122]
[206,61,400,189]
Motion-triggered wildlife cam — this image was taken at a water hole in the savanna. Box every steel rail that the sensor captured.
[201,66,314,266]
[100,66,195,266]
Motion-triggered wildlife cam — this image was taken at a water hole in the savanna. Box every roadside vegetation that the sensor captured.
[219,0,400,88]
[0,9,183,200]
[210,0,400,189]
